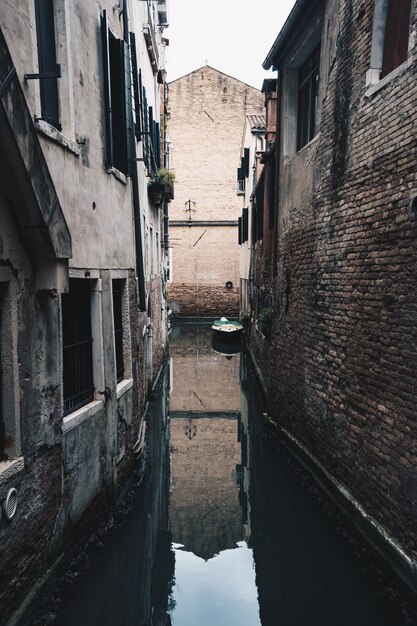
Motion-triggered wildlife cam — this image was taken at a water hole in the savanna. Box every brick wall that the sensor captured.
[258,0,417,576]
[168,66,264,316]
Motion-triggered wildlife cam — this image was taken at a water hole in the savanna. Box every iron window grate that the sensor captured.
[112,280,125,384]
[62,279,94,415]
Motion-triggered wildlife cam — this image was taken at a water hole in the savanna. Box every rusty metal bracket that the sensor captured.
[0,65,16,97]
[24,64,61,81]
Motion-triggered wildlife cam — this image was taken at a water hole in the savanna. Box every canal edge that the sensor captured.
[247,346,417,601]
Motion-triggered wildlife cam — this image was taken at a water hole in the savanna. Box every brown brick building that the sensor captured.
[251,0,417,593]
[168,66,264,317]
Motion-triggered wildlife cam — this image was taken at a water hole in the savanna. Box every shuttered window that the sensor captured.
[255,182,264,240]
[242,208,249,243]
[101,11,133,175]
[242,148,250,178]
[34,0,60,128]
[381,0,412,77]
[130,32,142,141]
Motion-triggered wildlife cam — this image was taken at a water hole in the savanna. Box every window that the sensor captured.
[112,280,124,383]
[101,11,133,175]
[34,0,60,128]
[381,0,412,77]
[368,0,412,86]
[62,279,94,415]
[150,226,154,274]
[0,275,20,461]
[297,45,320,150]
[0,287,6,461]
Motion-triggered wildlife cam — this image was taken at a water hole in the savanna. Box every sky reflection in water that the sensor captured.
[172,542,261,626]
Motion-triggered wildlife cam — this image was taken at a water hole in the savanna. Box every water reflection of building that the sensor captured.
[54,366,174,626]
[237,360,252,545]
[169,324,242,560]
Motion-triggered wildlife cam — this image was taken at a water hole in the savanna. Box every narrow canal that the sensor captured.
[34,323,414,625]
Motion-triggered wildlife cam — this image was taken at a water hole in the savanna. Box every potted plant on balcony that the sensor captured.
[158,167,175,201]
[147,168,175,206]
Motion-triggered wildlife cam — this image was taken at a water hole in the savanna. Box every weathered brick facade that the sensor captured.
[168,66,263,317]
[254,0,417,591]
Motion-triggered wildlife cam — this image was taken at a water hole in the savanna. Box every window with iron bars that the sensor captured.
[112,280,125,384]
[62,279,94,415]
[0,289,5,460]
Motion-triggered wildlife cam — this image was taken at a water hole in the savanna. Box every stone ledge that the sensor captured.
[116,378,133,400]
[107,166,127,185]
[35,119,80,156]
[62,399,105,434]
[0,457,24,488]
[365,58,412,98]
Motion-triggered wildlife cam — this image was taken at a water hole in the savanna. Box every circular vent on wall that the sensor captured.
[225,281,233,290]
[4,488,18,521]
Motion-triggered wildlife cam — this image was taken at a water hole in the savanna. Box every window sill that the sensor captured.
[116,378,133,399]
[365,57,412,98]
[0,457,24,486]
[35,119,80,156]
[107,166,127,185]
[284,132,321,163]
[62,399,105,434]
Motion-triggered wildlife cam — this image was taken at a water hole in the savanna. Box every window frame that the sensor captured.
[112,279,125,384]
[101,10,133,176]
[62,279,95,416]
[297,44,320,151]
[34,0,60,129]
[367,0,413,87]
[0,271,21,462]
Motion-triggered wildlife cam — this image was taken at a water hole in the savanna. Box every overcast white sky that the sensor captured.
[165,0,296,88]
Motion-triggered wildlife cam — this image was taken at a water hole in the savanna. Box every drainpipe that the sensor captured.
[123,1,146,310]
[273,68,282,278]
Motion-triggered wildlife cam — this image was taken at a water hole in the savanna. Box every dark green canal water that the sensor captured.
[42,323,414,626]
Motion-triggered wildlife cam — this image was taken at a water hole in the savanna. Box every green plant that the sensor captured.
[156,167,175,186]
[257,307,273,339]
[240,313,250,329]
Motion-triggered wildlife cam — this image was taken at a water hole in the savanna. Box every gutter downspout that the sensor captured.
[123,2,146,311]
[273,69,282,279]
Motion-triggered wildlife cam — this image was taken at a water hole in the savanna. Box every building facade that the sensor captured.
[0,1,170,621]
[167,66,263,318]
[254,0,417,592]
[237,112,266,316]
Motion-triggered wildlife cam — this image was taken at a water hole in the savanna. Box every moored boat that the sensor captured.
[211,317,243,336]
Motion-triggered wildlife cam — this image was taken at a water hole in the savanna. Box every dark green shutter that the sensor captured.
[129,32,142,141]
[256,182,264,240]
[238,217,242,245]
[34,0,60,128]
[243,148,250,178]
[242,208,248,243]
[109,38,126,172]
[101,11,113,167]
[123,40,134,176]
